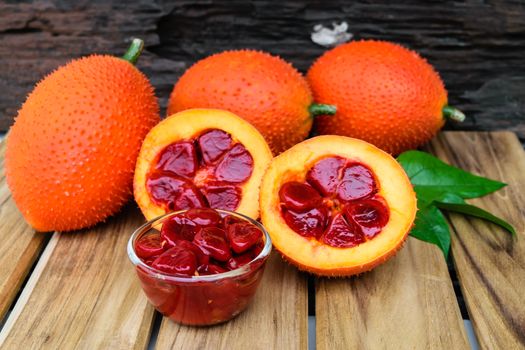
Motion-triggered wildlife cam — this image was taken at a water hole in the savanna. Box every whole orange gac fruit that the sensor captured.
[167,50,336,155]
[5,39,160,232]
[307,40,464,155]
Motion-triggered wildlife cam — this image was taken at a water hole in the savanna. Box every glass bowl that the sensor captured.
[127,209,272,326]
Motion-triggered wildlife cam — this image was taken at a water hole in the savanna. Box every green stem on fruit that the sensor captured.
[309,103,337,117]
[443,105,465,122]
[121,38,144,64]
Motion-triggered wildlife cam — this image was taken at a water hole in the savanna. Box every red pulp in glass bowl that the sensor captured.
[129,208,270,326]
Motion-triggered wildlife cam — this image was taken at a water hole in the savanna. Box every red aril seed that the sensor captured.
[344,198,390,239]
[282,205,329,238]
[215,144,254,183]
[152,246,198,276]
[321,213,365,248]
[155,141,198,178]
[306,156,346,196]
[172,240,210,266]
[161,215,198,246]
[135,234,166,259]
[336,163,376,201]
[226,253,253,270]
[169,183,207,210]
[251,240,264,257]
[197,263,228,275]
[197,129,233,164]
[146,172,207,211]
[200,182,241,211]
[227,223,263,254]
[279,181,322,211]
[186,208,222,227]
[222,214,244,228]
[194,227,232,261]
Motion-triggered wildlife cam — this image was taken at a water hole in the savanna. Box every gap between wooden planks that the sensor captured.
[0,205,156,349]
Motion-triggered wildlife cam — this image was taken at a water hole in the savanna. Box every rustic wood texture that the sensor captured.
[428,131,525,349]
[0,1,524,140]
[0,206,155,349]
[315,237,468,349]
[154,253,308,350]
[0,140,48,320]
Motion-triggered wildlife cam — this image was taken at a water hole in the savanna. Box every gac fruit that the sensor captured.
[5,39,160,232]
[307,40,465,155]
[134,109,273,221]
[260,135,417,276]
[167,50,335,155]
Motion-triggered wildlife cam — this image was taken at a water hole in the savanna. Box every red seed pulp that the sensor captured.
[151,246,198,276]
[135,208,264,276]
[134,208,267,325]
[135,234,166,260]
[146,129,254,212]
[279,156,389,248]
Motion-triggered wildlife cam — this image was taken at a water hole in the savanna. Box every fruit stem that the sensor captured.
[309,103,337,117]
[121,38,144,64]
[443,105,465,122]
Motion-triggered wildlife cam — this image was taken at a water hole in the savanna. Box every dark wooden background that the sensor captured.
[1,0,524,141]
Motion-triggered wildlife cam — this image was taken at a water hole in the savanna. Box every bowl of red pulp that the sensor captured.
[127,208,272,326]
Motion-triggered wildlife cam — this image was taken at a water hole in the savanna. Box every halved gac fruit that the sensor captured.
[260,136,416,276]
[134,109,273,221]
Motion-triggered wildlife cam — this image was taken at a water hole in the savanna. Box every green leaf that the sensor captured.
[398,150,515,257]
[435,201,516,236]
[410,205,451,258]
[398,150,506,199]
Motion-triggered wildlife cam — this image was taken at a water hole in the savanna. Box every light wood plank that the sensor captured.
[429,131,525,349]
[0,140,48,319]
[316,237,468,349]
[155,253,308,350]
[0,206,155,349]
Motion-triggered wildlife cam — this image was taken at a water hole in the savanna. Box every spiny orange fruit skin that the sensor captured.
[307,40,448,155]
[5,55,160,232]
[168,50,313,155]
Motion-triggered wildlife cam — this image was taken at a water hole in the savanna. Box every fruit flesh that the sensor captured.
[279,156,389,248]
[146,128,254,212]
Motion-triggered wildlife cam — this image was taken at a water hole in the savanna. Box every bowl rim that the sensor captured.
[127,209,272,283]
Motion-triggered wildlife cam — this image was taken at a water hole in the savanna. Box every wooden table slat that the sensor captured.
[316,237,469,349]
[0,140,48,320]
[154,253,308,350]
[0,206,155,349]
[1,131,524,349]
[429,131,525,349]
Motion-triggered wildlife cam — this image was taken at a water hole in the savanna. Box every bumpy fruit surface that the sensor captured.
[308,40,463,155]
[5,40,160,231]
[134,109,273,221]
[168,50,331,154]
[260,135,417,276]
